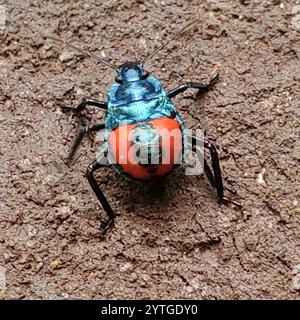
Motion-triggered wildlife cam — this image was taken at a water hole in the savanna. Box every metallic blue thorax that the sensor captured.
[105,75,185,130]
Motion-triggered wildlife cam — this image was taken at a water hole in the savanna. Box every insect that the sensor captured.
[49,19,242,234]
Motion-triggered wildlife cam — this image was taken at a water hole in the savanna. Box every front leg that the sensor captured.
[63,97,107,113]
[167,73,219,99]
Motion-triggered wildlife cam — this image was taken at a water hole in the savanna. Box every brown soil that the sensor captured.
[0,0,299,299]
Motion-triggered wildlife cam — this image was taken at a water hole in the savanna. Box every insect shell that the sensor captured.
[49,20,200,183]
[104,61,185,181]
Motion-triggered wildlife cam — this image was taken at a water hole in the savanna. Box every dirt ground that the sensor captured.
[0,0,299,300]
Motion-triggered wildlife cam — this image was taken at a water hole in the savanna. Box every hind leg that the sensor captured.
[189,134,243,208]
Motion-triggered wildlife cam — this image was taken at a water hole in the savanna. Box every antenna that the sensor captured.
[48,36,117,70]
[142,17,201,65]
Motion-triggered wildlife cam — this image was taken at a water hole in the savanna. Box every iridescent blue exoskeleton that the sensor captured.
[50,19,242,235]
[106,62,184,131]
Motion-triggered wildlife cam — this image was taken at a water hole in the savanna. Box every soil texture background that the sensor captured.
[0,0,299,299]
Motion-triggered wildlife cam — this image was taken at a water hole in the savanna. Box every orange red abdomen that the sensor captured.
[108,117,183,180]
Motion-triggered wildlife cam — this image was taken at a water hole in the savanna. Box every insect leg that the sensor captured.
[189,142,237,195]
[86,159,115,235]
[63,98,107,113]
[189,135,243,208]
[167,73,219,99]
[67,123,105,163]
[203,156,237,195]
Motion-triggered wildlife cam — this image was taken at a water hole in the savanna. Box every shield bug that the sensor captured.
[49,19,242,234]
